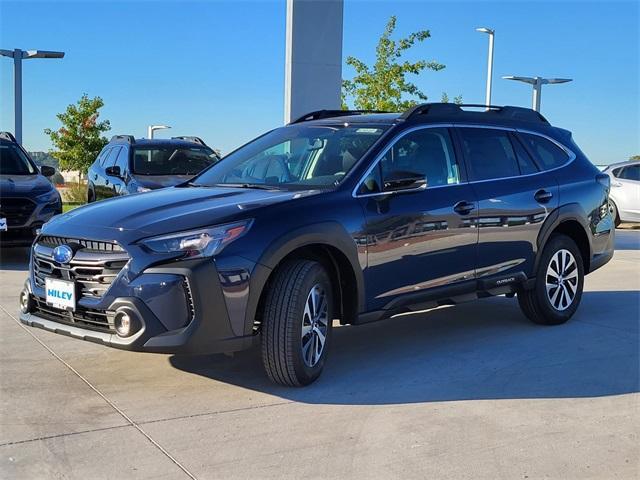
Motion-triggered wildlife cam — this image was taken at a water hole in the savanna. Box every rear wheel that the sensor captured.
[609,200,621,227]
[261,259,334,386]
[518,234,584,325]
[87,184,96,203]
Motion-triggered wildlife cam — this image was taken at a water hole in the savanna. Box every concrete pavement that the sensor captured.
[1,230,638,479]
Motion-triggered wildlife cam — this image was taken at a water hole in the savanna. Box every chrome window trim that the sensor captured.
[352,123,576,198]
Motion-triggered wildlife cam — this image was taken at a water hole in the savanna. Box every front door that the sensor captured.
[357,126,478,311]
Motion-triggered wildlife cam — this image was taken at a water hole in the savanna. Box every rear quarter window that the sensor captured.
[519,133,571,170]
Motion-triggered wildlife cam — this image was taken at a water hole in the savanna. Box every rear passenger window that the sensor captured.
[619,165,640,181]
[458,128,520,181]
[520,133,570,170]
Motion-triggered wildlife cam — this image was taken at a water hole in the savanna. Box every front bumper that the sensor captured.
[20,251,259,355]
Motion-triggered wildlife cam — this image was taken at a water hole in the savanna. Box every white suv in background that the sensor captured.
[604,160,640,225]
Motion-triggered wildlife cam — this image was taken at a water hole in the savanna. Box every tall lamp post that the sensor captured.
[147,125,171,139]
[502,76,573,112]
[0,48,65,144]
[476,27,495,108]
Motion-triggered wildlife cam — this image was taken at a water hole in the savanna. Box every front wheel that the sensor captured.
[518,234,584,325]
[261,259,334,386]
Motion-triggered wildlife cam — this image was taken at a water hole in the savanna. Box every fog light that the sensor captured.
[19,288,32,314]
[114,312,132,337]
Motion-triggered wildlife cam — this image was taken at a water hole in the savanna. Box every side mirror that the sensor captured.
[105,165,122,178]
[40,165,55,177]
[383,170,427,192]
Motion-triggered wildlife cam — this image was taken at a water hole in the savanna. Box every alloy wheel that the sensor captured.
[301,284,329,367]
[545,249,579,311]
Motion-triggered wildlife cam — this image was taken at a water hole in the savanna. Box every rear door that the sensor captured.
[456,126,559,280]
[357,126,478,310]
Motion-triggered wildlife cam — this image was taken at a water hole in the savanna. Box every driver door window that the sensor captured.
[359,127,460,194]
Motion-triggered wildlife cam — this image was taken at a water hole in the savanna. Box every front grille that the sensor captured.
[38,235,125,252]
[32,296,114,333]
[33,238,129,299]
[0,197,37,226]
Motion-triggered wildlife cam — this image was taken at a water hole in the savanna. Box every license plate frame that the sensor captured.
[45,277,76,311]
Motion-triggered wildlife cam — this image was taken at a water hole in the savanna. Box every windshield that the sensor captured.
[0,143,37,175]
[192,124,389,189]
[132,146,218,175]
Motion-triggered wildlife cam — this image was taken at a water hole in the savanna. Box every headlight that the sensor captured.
[139,220,253,258]
[36,189,60,205]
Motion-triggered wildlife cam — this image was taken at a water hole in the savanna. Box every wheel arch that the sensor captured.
[244,223,365,334]
[536,204,592,274]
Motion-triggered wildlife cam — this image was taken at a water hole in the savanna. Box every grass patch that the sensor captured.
[62,203,83,213]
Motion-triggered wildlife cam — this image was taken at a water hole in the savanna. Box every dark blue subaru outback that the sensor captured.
[19,104,614,386]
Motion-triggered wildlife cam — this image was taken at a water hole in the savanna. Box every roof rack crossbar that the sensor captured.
[171,136,207,146]
[289,109,391,124]
[110,135,135,144]
[400,103,549,124]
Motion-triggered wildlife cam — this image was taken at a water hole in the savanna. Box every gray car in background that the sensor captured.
[603,160,640,225]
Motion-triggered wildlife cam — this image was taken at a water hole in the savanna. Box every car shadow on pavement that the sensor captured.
[170,290,639,405]
[0,247,30,272]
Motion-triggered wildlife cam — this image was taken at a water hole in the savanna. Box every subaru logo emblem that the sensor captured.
[52,245,74,264]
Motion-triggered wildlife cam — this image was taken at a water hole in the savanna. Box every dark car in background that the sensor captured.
[87,136,219,202]
[19,104,614,386]
[0,132,61,247]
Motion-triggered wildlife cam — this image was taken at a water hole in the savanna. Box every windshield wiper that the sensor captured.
[211,183,282,191]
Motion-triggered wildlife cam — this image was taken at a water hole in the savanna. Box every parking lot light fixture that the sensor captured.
[502,75,573,112]
[0,48,65,144]
[475,27,495,108]
[148,125,171,139]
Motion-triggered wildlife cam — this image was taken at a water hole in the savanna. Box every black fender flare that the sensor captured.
[534,203,593,274]
[243,222,365,335]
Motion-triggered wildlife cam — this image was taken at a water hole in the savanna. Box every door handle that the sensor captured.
[453,200,475,215]
[534,189,553,203]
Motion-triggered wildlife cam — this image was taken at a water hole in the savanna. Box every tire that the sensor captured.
[261,259,334,386]
[87,185,95,203]
[518,234,584,325]
[609,200,621,227]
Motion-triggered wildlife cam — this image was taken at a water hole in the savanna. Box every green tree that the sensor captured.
[45,94,110,176]
[342,16,461,111]
[630,155,640,161]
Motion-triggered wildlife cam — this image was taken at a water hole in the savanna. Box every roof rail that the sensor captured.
[110,135,136,144]
[171,136,207,146]
[289,109,391,124]
[0,131,17,142]
[400,103,549,124]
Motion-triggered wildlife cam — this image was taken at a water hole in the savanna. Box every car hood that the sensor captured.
[42,186,316,243]
[133,174,194,189]
[0,174,52,196]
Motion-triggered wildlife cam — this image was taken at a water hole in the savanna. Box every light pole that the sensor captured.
[476,27,495,108]
[0,48,65,144]
[502,76,573,112]
[147,125,171,139]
